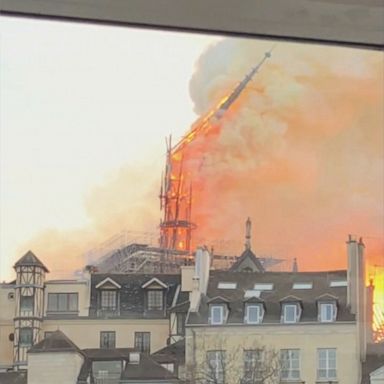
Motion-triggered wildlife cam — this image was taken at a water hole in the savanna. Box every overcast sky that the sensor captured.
[0,16,220,280]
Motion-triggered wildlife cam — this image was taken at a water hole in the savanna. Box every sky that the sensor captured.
[0,14,383,303]
[0,16,220,279]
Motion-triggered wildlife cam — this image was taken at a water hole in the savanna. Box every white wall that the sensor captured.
[28,352,84,384]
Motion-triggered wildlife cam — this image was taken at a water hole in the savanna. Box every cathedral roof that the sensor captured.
[229,248,264,273]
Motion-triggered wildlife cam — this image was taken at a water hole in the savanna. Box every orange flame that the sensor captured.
[168,45,383,339]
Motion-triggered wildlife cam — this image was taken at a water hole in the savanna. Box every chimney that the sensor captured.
[129,352,140,364]
[347,235,368,361]
[189,247,211,312]
[245,217,252,250]
[347,235,358,312]
[292,258,298,273]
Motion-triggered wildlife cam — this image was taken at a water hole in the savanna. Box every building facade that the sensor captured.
[184,237,374,384]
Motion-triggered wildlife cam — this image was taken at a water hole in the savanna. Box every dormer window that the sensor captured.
[319,303,335,322]
[147,290,163,310]
[318,301,337,322]
[210,305,225,325]
[282,304,300,323]
[101,290,117,311]
[245,304,263,324]
[142,278,167,311]
[280,296,302,324]
[96,277,121,315]
[317,294,338,323]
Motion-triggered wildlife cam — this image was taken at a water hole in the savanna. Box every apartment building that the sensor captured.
[184,237,373,384]
[0,251,188,373]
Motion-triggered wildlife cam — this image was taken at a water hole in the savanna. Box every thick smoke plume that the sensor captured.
[186,39,383,272]
[16,39,382,281]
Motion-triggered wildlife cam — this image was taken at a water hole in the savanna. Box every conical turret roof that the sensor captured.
[13,250,49,272]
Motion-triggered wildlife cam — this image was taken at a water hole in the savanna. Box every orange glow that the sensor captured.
[370,268,384,342]
[168,45,383,338]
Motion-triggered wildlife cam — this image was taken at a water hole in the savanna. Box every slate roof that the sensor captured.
[187,269,354,325]
[78,349,179,383]
[13,250,49,272]
[89,273,181,319]
[121,353,179,382]
[28,330,81,354]
[0,372,27,384]
[229,248,264,273]
[152,339,186,365]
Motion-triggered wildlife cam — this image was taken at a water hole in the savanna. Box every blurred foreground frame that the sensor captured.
[1,0,383,49]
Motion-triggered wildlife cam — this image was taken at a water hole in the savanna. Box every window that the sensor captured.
[210,305,225,325]
[319,303,336,322]
[282,304,299,323]
[243,349,263,383]
[44,331,54,339]
[100,331,116,349]
[161,363,174,372]
[47,293,78,312]
[100,290,117,310]
[254,283,273,291]
[92,361,122,382]
[317,348,337,380]
[245,304,263,324]
[207,350,225,384]
[329,281,348,287]
[134,332,150,353]
[147,290,163,310]
[176,312,186,335]
[19,328,33,346]
[20,295,34,311]
[218,282,237,289]
[280,349,300,380]
[292,282,313,289]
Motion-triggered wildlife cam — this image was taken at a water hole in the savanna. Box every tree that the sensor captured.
[186,337,281,384]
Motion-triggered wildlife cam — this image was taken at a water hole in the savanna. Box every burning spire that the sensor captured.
[159,50,273,253]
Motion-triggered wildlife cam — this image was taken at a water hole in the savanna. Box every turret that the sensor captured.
[13,251,48,369]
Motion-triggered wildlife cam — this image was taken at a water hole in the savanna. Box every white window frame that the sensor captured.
[317,348,337,380]
[147,289,164,310]
[210,305,225,325]
[243,349,264,382]
[319,302,336,322]
[280,349,300,380]
[245,304,263,324]
[282,304,299,323]
[100,290,117,310]
[207,350,226,384]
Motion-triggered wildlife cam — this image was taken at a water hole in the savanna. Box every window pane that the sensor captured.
[58,294,67,311]
[68,293,78,311]
[100,331,116,348]
[20,328,33,346]
[211,306,223,324]
[134,332,150,353]
[147,290,163,310]
[101,291,117,309]
[20,295,33,311]
[47,294,57,310]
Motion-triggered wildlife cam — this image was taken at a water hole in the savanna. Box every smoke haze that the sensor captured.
[17,39,383,279]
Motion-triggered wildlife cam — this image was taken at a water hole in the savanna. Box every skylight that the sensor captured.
[244,290,261,298]
[218,282,237,289]
[330,280,348,287]
[293,282,313,289]
[254,283,273,291]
